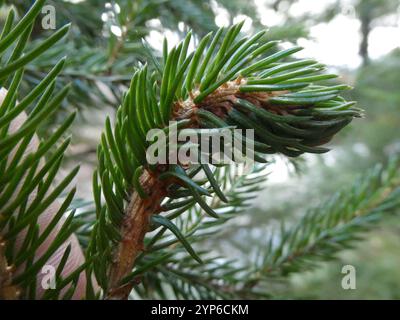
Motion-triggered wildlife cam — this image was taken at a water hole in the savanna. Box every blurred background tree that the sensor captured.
[1,0,399,299]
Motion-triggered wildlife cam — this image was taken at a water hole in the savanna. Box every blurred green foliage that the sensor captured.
[285,48,400,300]
[351,49,400,162]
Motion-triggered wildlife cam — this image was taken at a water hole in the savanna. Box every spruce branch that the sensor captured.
[6,0,400,301]
[0,2,93,299]
[251,157,400,280]
[128,165,270,299]
[2,1,397,301]
[91,22,361,299]
[137,158,400,299]
[4,0,219,114]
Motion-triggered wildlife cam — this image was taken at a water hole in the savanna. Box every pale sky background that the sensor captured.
[143,0,400,69]
[218,0,400,68]
[71,0,400,68]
